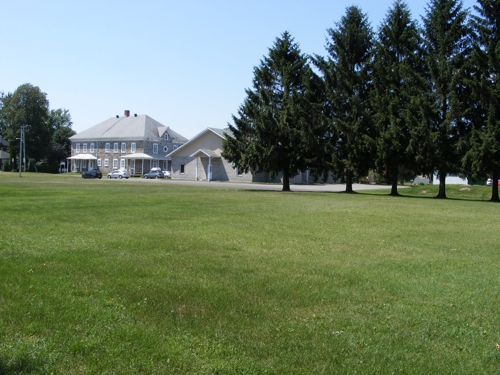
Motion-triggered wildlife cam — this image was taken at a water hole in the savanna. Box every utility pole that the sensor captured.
[18,125,27,177]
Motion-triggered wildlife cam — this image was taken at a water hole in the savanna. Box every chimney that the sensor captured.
[134,113,137,117]
[124,110,130,117]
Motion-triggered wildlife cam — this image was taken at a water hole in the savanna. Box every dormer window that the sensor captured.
[164,133,169,140]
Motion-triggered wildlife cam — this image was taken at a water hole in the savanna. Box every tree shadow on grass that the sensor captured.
[358,190,494,203]
[241,187,495,203]
[0,356,46,375]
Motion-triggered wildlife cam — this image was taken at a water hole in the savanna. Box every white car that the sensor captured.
[107,169,130,179]
[486,178,499,186]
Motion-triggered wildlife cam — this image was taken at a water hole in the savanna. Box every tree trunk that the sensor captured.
[491,169,499,202]
[436,170,447,199]
[282,167,291,192]
[390,167,399,196]
[345,169,354,193]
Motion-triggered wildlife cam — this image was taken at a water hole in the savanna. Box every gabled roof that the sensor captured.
[164,127,188,143]
[70,115,187,142]
[167,127,231,157]
[190,149,221,158]
[0,150,9,159]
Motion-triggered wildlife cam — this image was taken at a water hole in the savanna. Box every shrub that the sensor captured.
[2,160,11,172]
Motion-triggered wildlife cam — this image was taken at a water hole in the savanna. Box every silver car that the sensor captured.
[107,169,131,179]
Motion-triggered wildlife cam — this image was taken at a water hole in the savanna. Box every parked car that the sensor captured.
[162,170,171,178]
[143,170,165,179]
[486,178,500,186]
[107,169,130,179]
[82,168,102,179]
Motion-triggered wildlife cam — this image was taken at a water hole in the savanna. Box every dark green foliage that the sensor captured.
[463,0,500,202]
[0,84,51,162]
[0,85,75,167]
[315,6,375,192]
[47,109,76,164]
[371,0,426,196]
[222,32,320,191]
[420,0,471,198]
[2,159,11,171]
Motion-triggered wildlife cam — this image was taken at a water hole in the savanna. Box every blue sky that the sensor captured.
[1,0,477,139]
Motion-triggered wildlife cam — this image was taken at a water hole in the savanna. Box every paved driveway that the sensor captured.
[133,178,396,192]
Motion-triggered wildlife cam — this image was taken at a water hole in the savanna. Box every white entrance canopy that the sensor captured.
[67,154,97,160]
[190,149,220,182]
[121,153,153,159]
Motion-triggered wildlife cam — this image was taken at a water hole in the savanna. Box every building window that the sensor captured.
[153,144,158,154]
[131,143,136,153]
[121,142,126,153]
[104,159,109,167]
[83,143,87,153]
[76,143,80,153]
[164,133,169,140]
[90,143,95,153]
[113,159,118,169]
[237,167,243,176]
[113,143,118,153]
[180,164,185,174]
[173,145,178,150]
[105,143,110,153]
[163,146,169,153]
[89,160,94,169]
[120,159,125,169]
[97,159,102,167]
[75,160,79,168]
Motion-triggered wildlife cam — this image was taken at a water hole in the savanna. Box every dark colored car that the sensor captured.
[82,168,102,179]
[143,170,165,179]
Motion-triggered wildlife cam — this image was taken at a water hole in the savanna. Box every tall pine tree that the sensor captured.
[315,6,375,193]
[421,0,471,198]
[464,0,500,202]
[222,32,319,191]
[371,1,426,196]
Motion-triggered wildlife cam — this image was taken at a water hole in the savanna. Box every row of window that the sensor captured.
[75,142,179,154]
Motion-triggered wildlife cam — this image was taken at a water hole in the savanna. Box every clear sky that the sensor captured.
[1,0,478,139]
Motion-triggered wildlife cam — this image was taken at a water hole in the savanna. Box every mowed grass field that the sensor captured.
[1,172,499,374]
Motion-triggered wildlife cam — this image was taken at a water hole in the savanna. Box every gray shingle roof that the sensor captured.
[70,115,188,142]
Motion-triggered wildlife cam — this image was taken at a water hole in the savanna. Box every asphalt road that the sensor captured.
[130,178,397,192]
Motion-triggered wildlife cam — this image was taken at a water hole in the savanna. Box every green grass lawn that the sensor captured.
[1,173,499,374]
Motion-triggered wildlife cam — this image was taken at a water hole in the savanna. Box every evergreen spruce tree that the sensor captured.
[371,1,426,196]
[315,6,375,193]
[420,0,471,198]
[463,0,500,202]
[222,32,319,191]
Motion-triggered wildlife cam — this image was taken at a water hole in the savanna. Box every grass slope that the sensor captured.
[1,173,499,374]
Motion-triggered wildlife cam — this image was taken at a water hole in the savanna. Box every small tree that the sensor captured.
[47,108,75,164]
[222,32,320,191]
